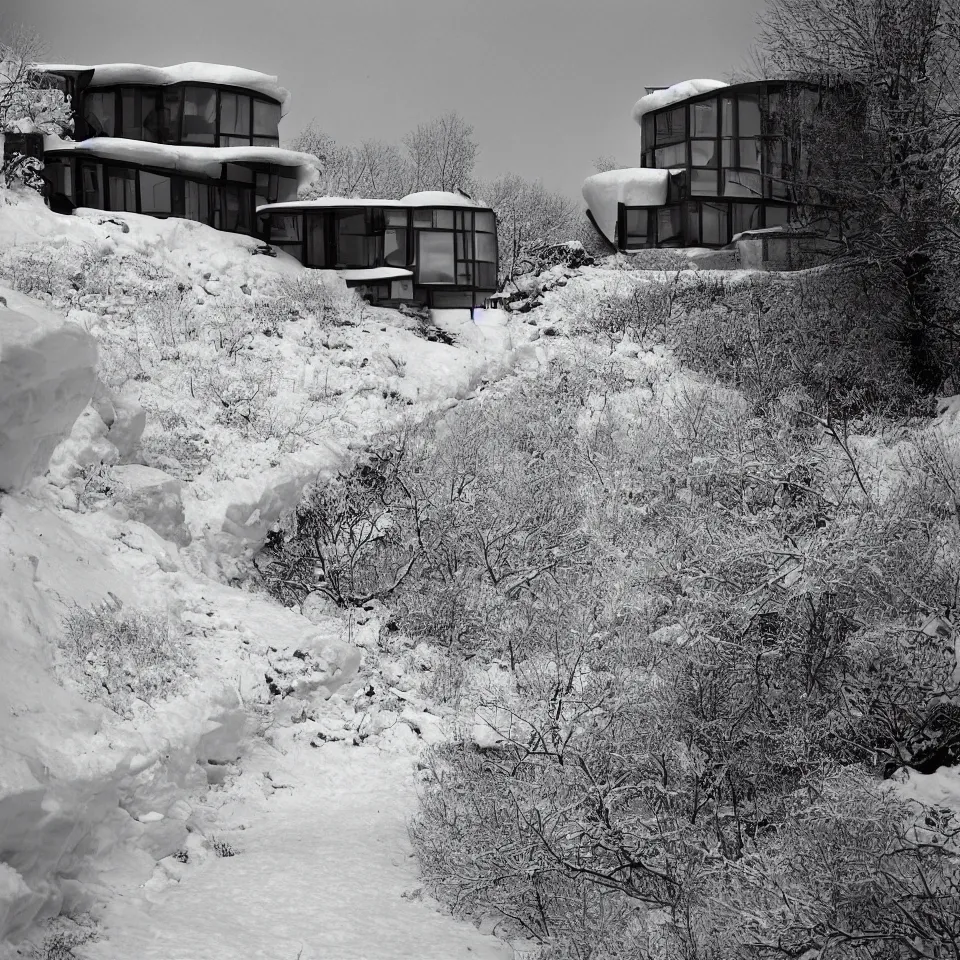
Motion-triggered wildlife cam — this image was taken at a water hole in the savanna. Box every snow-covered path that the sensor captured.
[86,744,514,960]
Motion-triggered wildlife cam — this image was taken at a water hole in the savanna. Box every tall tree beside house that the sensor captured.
[402,112,478,194]
[757,0,960,389]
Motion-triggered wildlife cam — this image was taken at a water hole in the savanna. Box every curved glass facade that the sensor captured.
[78,84,281,147]
[620,80,819,249]
[259,204,499,307]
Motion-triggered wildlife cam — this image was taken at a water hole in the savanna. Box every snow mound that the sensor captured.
[632,79,729,125]
[581,168,670,246]
[37,62,292,113]
[0,287,98,493]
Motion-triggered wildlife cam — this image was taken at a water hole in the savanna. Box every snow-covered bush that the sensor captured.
[57,600,192,713]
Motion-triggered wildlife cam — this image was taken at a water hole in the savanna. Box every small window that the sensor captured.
[413,209,433,227]
[225,164,254,183]
[108,167,137,211]
[475,261,497,289]
[269,214,302,242]
[386,209,408,227]
[655,143,687,169]
[690,100,717,138]
[657,207,683,244]
[220,93,251,138]
[701,202,729,245]
[83,91,115,137]
[738,95,762,137]
[306,215,326,266]
[655,106,685,144]
[418,231,456,283]
[253,100,281,138]
[691,140,718,168]
[434,209,454,229]
[475,232,497,262]
[276,172,299,202]
[624,208,649,247]
[139,171,173,214]
[474,211,496,232]
[690,169,718,196]
[182,86,217,144]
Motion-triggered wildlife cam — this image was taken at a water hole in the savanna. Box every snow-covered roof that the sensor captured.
[581,168,670,246]
[339,267,413,281]
[36,62,292,114]
[401,191,480,208]
[43,136,320,188]
[258,191,493,215]
[632,79,729,125]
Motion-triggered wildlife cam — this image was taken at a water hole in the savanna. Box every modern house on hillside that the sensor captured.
[257,193,498,309]
[30,63,319,234]
[583,78,826,258]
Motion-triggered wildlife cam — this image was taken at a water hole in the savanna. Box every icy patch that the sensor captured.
[0,287,97,492]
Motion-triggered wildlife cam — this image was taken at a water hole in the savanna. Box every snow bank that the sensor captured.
[581,168,669,246]
[43,137,320,188]
[338,267,413,281]
[0,287,98,492]
[632,79,729,125]
[37,62,292,113]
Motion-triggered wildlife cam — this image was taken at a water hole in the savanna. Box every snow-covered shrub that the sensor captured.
[670,267,920,416]
[210,837,237,858]
[57,600,192,713]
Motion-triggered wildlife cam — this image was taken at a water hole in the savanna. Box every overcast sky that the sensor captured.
[9,0,768,198]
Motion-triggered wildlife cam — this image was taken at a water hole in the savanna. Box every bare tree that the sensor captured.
[402,112,478,194]
[756,0,960,389]
[480,174,579,287]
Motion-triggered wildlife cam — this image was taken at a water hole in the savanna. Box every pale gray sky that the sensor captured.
[9,0,768,197]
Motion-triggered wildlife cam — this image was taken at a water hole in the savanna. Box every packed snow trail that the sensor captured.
[84,743,513,960]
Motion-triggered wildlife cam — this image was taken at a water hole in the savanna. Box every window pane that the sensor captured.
[182,86,216,144]
[686,204,701,245]
[765,205,790,227]
[184,180,210,223]
[723,170,763,198]
[121,88,139,139]
[220,135,251,147]
[418,231,455,283]
[655,106,685,144]
[691,169,718,196]
[722,139,735,166]
[276,172,299,202]
[434,209,454,229]
[739,138,762,171]
[255,171,270,208]
[657,207,683,244]
[225,163,254,183]
[721,98,735,136]
[413,210,433,227]
[108,168,136,211]
[220,93,251,136]
[141,91,162,142]
[476,262,497,289]
[474,211,495,232]
[455,230,473,260]
[269,214,302,242]
[386,209,408,227]
[456,261,473,284]
[42,157,74,201]
[739,95,762,137]
[336,212,376,265]
[385,227,408,266]
[80,162,104,208]
[219,185,252,233]
[690,140,718,167]
[655,142,687,169]
[690,100,717,137]
[252,136,278,147]
[701,202,729,245]
[253,100,281,137]
[84,92,115,137]
[160,89,182,142]
[139,171,172,213]
[732,203,762,235]
[475,232,497,262]
[306,216,325,265]
[625,208,648,239]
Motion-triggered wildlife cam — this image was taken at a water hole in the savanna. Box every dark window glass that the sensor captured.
[225,163,254,183]
[80,162,104,208]
[139,171,172,213]
[141,91,162,141]
[690,100,717,137]
[413,209,433,228]
[306,215,326,265]
[385,228,408,266]
[182,86,216,144]
[83,92,115,137]
[336,211,377,266]
[475,211,496,232]
[276,172,299,202]
[739,95,762,137]
[723,170,763,198]
[686,204,701,245]
[765,205,790,227]
[625,208,649,244]
[721,97,735,136]
[184,180,210,224]
[655,143,687,169]
[691,169,718,196]
[386,209,408,227]
[108,167,137,211]
[655,106,685,144]
[643,149,655,168]
[642,115,654,149]
[121,88,139,139]
[269,214,302,242]
[476,261,497,289]
[701,202,729,245]
[253,100,281,138]
[691,140,718,167]
[732,203,762,235]
[221,93,251,137]
[219,185,252,233]
[42,157,74,201]
[161,89,182,142]
[657,207,683,244]
[419,231,456,283]
[667,170,687,202]
[255,172,270,209]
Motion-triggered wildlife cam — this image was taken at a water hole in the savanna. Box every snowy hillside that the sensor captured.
[0,184,540,959]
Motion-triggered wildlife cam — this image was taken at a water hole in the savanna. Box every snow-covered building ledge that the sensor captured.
[583,78,825,254]
[257,192,499,309]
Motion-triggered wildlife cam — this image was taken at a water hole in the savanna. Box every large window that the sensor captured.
[182,86,217,144]
[418,231,456,284]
